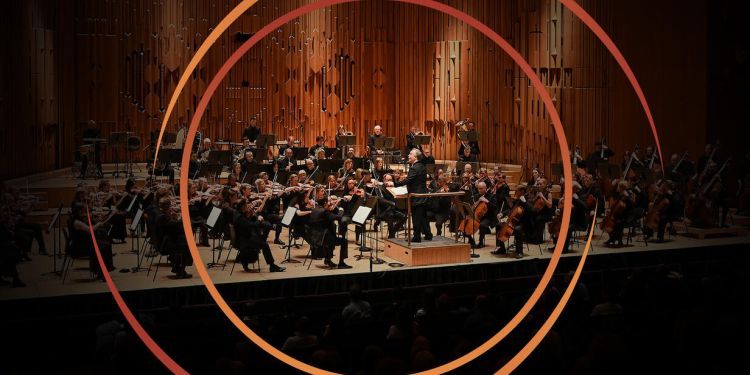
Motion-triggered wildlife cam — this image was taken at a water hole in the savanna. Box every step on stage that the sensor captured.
[384,236,471,266]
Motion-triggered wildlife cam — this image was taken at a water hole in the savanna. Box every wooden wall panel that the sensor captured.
[1,0,709,180]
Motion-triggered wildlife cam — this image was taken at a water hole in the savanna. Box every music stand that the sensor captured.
[247,163,274,180]
[324,147,338,158]
[352,157,369,170]
[292,147,309,161]
[162,132,177,144]
[272,170,291,186]
[206,206,225,268]
[319,159,344,173]
[209,150,232,166]
[159,148,184,165]
[414,135,432,145]
[247,148,268,161]
[279,207,300,264]
[458,130,479,142]
[312,171,328,185]
[42,204,63,277]
[550,163,564,179]
[256,134,276,149]
[129,209,149,273]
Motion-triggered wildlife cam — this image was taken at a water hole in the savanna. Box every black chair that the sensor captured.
[61,228,94,284]
[228,224,260,275]
[625,207,648,246]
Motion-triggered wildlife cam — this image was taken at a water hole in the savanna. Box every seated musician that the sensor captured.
[277,148,296,172]
[468,181,498,249]
[69,203,115,279]
[548,181,588,252]
[279,136,296,156]
[303,195,351,269]
[187,181,211,246]
[337,178,364,241]
[643,180,678,242]
[603,180,635,247]
[372,157,391,182]
[154,197,193,278]
[644,145,660,167]
[527,168,542,186]
[586,141,614,172]
[346,147,357,160]
[427,176,455,236]
[309,136,326,157]
[242,116,261,143]
[303,158,317,178]
[422,148,436,165]
[368,125,385,155]
[475,168,493,190]
[225,174,240,190]
[254,179,285,245]
[315,148,327,162]
[529,178,554,243]
[3,185,48,257]
[491,186,528,259]
[231,162,243,181]
[579,174,604,216]
[234,199,285,273]
[338,159,356,181]
[463,162,475,177]
[240,151,258,174]
[493,174,511,216]
[95,180,128,244]
[459,146,478,162]
[373,174,406,238]
[199,138,214,162]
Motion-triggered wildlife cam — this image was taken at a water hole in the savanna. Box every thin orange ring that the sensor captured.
[177,1,574,374]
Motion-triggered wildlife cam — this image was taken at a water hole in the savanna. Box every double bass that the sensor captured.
[685,158,730,228]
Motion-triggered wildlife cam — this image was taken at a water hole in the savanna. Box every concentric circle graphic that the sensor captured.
[86,1,663,374]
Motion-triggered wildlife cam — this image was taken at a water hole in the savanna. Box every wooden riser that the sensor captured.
[682,226,749,240]
[384,236,471,266]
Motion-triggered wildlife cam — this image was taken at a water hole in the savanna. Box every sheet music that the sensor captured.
[130,209,144,231]
[352,206,372,225]
[281,207,297,226]
[387,186,408,197]
[206,206,222,228]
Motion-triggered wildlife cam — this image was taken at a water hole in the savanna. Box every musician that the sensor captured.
[548,181,588,253]
[303,158,317,179]
[459,144,478,162]
[346,147,357,160]
[304,196,351,269]
[231,162,243,181]
[2,185,48,256]
[643,180,677,242]
[458,121,481,156]
[186,181,211,246]
[470,181,498,248]
[277,148,296,172]
[368,125,385,155]
[315,149,327,162]
[385,149,432,242]
[475,168,493,190]
[372,157,390,182]
[427,176,454,236]
[338,159,356,181]
[586,141,614,171]
[338,178,364,240]
[326,174,340,191]
[153,197,193,278]
[242,117,261,143]
[422,148,436,165]
[527,178,554,245]
[463,162,475,177]
[199,138,214,162]
[335,124,349,148]
[697,143,715,173]
[406,127,420,154]
[603,180,634,247]
[234,199,285,273]
[240,151,258,173]
[644,146,660,168]
[279,136,296,156]
[527,168,542,186]
[69,202,115,279]
[493,174,511,215]
[309,136,326,157]
[95,180,128,243]
[579,174,604,216]
[254,179,285,245]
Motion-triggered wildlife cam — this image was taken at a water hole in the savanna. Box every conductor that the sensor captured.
[385,149,432,242]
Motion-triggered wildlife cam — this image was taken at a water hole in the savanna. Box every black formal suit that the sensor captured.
[234,214,276,267]
[243,126,261,143]
[394,160,431,241]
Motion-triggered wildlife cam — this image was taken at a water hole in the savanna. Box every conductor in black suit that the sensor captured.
[385,149,432,242]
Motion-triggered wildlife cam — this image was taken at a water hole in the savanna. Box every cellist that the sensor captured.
[467,181,497,249]
[603,180,635,247]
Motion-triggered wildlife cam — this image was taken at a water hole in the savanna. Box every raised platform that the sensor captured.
[384,236,471,266]
[682,225,749,240]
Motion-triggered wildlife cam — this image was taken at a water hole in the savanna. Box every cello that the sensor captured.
[685,158,730,228]
[496,186,527,243]
[458,197,488,236]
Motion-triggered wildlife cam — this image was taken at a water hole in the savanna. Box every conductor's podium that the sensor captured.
[384,236,471,266]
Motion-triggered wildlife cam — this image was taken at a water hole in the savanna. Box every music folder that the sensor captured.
[281,207,297,227]
[352,206,373,225]
[130,209,144,231]
[414,135,431,145]
[387,186,408,197]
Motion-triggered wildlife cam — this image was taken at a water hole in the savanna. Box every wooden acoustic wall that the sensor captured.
[1,0,708,180]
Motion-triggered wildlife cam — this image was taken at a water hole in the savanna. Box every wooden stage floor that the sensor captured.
[4,165,750,301]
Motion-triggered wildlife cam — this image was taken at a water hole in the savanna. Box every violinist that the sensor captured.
[315,148,327,162]
[225,174,240,191]
[68,202,115,279]
[326,174,341,191]
[254,179,285,245]
[309,136,327,157]
[234,199,285,273]
[154,197,193,278]
[427,176,455,237]
[337,178,364,241]
[338,159,356,182]
[375,174,407,239]
[459,146,478,162]
[492,173,511,215]
[645,145,660,168]
[95,180,128,244]
[306,195,351,269]
[345,147,357,160]
[372,157,391,182]
[462,162,475,177]
[303,158,317,177]
[335,124,349,148]
[475,168,493,190]
[231,162,243,182]
[279,136,296,156]
[186,181,211,246]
